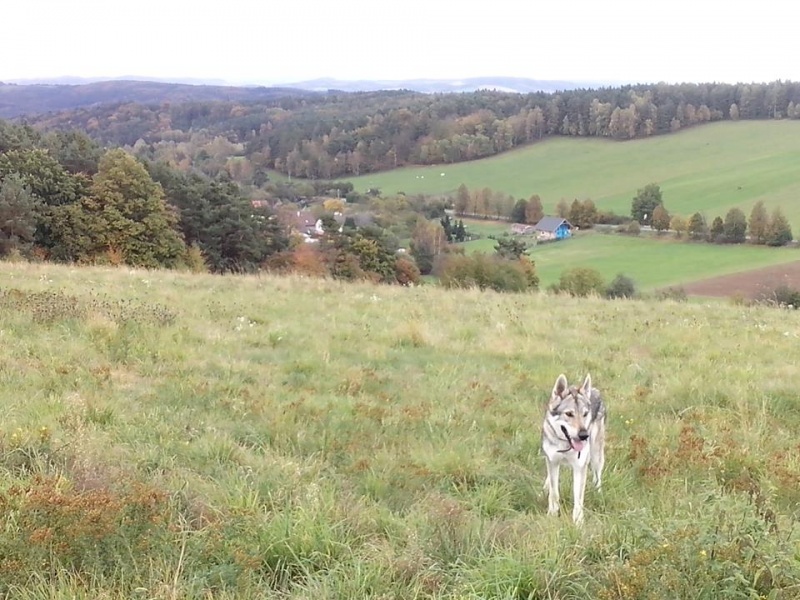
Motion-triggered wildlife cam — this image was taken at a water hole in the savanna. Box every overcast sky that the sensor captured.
[3,0,799,86]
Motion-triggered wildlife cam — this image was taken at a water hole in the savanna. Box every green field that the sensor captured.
[346,120,800,225]
[1,262,798,598]
[454,218,800,290]
[461,230,800,289]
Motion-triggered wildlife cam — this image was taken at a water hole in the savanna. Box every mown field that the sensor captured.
[346,120,800,226]
[1,262,799,598]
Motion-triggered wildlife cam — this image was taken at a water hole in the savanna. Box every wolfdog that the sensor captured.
[542,373,606,523]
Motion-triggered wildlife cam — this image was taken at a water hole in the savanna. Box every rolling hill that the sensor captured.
[0,80,318,119]
[347,120,800,226]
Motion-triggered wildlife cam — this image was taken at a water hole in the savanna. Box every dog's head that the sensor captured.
[547,373,594,453]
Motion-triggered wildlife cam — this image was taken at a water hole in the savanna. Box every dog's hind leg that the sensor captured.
[591,431,605,490]
[545,460,560,516]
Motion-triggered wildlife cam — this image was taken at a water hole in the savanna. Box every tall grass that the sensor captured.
[0,261,798,598]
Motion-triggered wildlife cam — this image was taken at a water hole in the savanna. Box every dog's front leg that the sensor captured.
[545,460,560,515]
[572,463,588,524]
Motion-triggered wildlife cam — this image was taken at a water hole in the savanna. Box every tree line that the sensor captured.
[629,184,793,246]
[21,81,800,186]
[451,183,621,228]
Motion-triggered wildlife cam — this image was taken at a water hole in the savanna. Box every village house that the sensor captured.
[533,216,574,241]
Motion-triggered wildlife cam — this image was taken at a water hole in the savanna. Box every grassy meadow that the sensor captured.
[346,120,800,226]
[1,262,799,598]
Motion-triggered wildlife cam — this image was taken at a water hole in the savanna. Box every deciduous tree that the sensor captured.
[525,194,544,224]
[555,198,570,219]
[631,183,663,226]
[454,183,470,215]
[652,204,671,233]
[409,217,446,274]
[748,200,768,244]
[670,214,687,238]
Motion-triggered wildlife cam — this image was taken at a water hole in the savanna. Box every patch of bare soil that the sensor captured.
[681,261,800,298]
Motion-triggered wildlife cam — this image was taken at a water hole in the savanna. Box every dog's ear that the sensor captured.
[580,373,592,397]
[552,374,568,401]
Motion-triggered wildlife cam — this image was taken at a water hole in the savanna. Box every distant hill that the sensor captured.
[0,76,607,119]
[284,76,602,94]
[0,80,317,119]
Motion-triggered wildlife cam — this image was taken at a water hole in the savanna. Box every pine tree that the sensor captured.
[511,198,528,224]
[723,208,747,243]
[710,216,725,241]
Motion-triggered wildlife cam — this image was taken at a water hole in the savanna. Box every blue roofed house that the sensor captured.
[533,216,574,241]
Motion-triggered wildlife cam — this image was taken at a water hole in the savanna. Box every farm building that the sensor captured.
[533,217,573,241]
[510,223,536,235]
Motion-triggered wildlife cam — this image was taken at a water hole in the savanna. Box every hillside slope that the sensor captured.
[0,262,798,597]
[349,120,800,224]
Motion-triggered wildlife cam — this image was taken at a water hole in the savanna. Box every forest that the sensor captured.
[0,120,443,284]
[19,80,800,187]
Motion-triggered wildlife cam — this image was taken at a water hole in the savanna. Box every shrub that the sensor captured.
[625,220,641,236]
[395,255,422,286]
[605,274,637,299]
[762,285,800,309]
[438,253,538,293]
[655,286,688,302]
[550,267,605,297]
[182,243,208,273]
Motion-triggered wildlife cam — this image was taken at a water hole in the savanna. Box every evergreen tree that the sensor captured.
[494,236,529,260]
[440,214,454,242]
[710,216,725,241]
[0,175,39,256]
[511,198,528,224]
[765,207,793,246]
[150,163,289,272]
[454,219,467,242]
[51,149,186,267]
[687,212,707,240]
[723,208,747,243]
